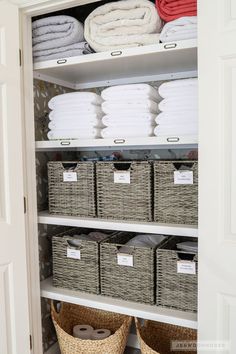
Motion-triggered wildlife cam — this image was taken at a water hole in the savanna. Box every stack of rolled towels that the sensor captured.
[73,324,111,340]
[100,84,160,139]
[154,78,198,137]
[32,15,93,62]
[47,92,103,140]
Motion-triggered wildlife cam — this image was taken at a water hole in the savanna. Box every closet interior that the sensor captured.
[31,0,199,352]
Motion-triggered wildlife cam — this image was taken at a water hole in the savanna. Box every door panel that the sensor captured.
[0,1,30,354]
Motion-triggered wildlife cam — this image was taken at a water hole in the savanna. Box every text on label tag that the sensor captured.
[174,170,193,185]
[177,260,196,274]
[114,171,130,184]
[63,171,77,182]
[67,248,81,260]
[117,253,133,267]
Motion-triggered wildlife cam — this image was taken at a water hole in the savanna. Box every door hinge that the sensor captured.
[29,334,32,350]
[24,196,27,214]
[19,49,22,66]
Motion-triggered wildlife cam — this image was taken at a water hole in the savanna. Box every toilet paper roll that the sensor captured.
[73,324,94,339]
[91,329,111,340]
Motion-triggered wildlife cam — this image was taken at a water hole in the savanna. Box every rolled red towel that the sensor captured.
[156,0,197,22]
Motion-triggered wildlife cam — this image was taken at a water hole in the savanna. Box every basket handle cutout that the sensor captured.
[116,245,134,255]
[177,252,196,261]
[62,162,78,170]
[113,162,131,171]
[66,239,83,249]
[173,162,194,170]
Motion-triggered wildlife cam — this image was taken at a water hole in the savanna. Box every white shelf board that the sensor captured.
[33,40,197,88]
[38,211,198,237]
[35,136,198,152]
[41,277,197,329]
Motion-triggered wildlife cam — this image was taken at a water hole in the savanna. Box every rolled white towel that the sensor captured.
[158,96,198,112]
[158,78,198,98]
[101,125,154,138]
[155,111,198,124]
[154,124,198,136]
[49,107,103,120]
[48,119,103,130]
[102,99,159,115]
[119,234,166,253]
[47,128,101,140]
[160,16,197,43]
[101,84,161,102]
[48,92,102,109]
[102,113,156,127]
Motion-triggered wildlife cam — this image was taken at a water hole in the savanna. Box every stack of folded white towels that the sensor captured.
[154,78,198,137]
[47,92,103,140]
[160,16,197,43]
[100,84,160,139]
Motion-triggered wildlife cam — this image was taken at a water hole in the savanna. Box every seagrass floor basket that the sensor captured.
[48,161,96,217]
[51,302,132,354]
[52,228,116,294]
[156,237,198,313]
[153,160,198,225]
[96,161,153,221]
[135,318,197,354]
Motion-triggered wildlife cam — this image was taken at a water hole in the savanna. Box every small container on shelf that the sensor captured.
[52,228,116,294]
[100,232,168,304]
[153,160,198,225]
[51,301,132,354]
[156,236,198,313]
[135,318,197,354]
[96,160,153,222]
[48,161,96,217]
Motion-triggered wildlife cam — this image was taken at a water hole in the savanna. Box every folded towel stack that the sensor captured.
[154,78,198,137]
[84,0,162,52]
[100,84,160,138]
[156,0,197,22]
[160,16,197,42]
[47,92,103,140]
[32,15,93,62]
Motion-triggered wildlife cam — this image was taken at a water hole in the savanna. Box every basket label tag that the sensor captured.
[117,253,133,267]
[174,170,193,185]
[67,248,81,260]
[177,260,196,274]
[63,171,77,182]
[114,171,130,184]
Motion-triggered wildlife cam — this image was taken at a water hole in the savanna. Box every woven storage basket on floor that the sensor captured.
[52,228,116,294]
[156,237,198,312]
[96,161,152,221]
[153,160,198,225]
[135,318,197,354]
[51,302,132,354]
[48,161,96,217]
[100,232,167,304]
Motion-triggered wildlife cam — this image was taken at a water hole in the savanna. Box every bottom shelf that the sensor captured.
[41,277,197,329]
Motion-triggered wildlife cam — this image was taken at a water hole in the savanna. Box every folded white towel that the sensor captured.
[102,113,156,127]
[47,128,101,140]
[84,0,162,52]
[101,84,160,102]
[155,111,198,124]
[48,119,103,130]
[158,78,198,98]
[160,16,197,43]
[48,92,102,110]
[119,234,166,253]
[102,99,158,115]
[154,124,198,136]
[158,96,198,112]
[32,16,84,51]
[101,125,154,138]
[49,107,103,120]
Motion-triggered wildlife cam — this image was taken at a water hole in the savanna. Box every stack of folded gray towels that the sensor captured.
[32,15,93,62]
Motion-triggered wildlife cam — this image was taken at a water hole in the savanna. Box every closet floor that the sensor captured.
[125,348,141,354]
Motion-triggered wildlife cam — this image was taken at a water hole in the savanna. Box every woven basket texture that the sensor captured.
[156,237,198,312]
[48,161,96,217]
[96,161,153,221]
[135,318,197,354]
[100,232,165,304]
[51,302,132,354]
[153,160,198,225]
[52,229,116,294]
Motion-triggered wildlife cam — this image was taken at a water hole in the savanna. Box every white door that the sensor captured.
[0,1,30,354]
[198,0,236,353]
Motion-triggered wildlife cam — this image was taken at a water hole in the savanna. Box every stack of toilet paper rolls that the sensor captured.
[73,324,111,340]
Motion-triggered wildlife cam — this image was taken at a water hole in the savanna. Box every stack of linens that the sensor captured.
[156,0,197,22]
[160,16,197,42]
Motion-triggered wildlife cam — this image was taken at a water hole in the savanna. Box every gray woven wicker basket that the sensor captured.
[52,228,115,294]
[100,232,167,304]
[96,161,153,221]
[154,160,198,225]
[48,161,96,217]
[156,236,198,312]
